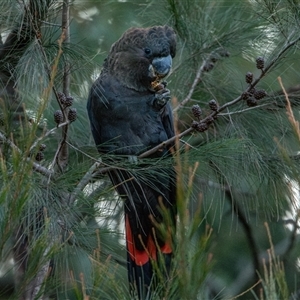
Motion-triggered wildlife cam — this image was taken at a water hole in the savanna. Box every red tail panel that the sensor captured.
[160,242,172,254]
[126,215,172,266]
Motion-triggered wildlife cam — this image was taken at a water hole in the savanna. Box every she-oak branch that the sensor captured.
[0,35,299,190]
[139,35,300,158]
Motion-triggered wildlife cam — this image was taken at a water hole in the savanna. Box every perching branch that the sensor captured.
[41,35,300,204]
[73,34,300,193]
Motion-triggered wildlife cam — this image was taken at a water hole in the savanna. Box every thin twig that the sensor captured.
[0,131,53,177]
[139,127,193,158]
[210,160,261,289]
[40,20,62,27]
[173,48,229,112]
[27,3,71,175]
[29,121,70,152]
[56,0,71,172]
[62,0,71,96]
[29,256,51,300]
[229,189,261,282]
[63,36,300,202]
[179,139,197,150]
[32,161,53,177]
[34,35,65,113]
[230,280,262,299]
[65,141,100,162]
[0,131,21,153]
[68,161,102,205]
[219,102,275,116]
[173,60,206,112]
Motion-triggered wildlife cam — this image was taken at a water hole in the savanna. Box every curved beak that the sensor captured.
[151,54,172,78]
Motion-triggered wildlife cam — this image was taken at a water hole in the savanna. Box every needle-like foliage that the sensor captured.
[0,0,300,299]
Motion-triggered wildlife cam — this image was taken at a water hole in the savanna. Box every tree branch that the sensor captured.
[68,161,102,205]
[66,35,300,222]
[282,217,299,263]
[218,102,275,116]
[173,48,229,112]
[172,59,206,112]
[29,121,70,152]
[79,36,300,192]
[0,131,53,177]
[139,35,300,158]
[56,0,71,172]
[209,160,261,296]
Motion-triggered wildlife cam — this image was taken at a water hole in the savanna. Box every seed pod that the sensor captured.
[191,120,199,129]
[39,144,46,152]
[203,62,214,72]
[254,89,267,100]
[197,122,208,132]
[210,55,218,63]
[209,99,218,111]
[245,72,253,84]
[57,92,66,105]
[249,87,256,95]
[256,56,265,70]
[242,92,250,100]
[152,82,164,92]
[64,96,74,107]
[54,110,63,124]
[191,104,202,119]
[246,97,257,107]
[68,108,77,122]
[206,116,214,125]
[35,151,44,162]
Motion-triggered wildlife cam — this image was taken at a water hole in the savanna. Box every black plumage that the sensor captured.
[87,25,176,299]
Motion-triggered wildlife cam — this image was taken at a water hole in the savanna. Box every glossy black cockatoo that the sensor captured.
[87,26,177,298]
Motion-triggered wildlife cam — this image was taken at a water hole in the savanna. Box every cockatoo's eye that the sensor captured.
[144,48,152,56]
